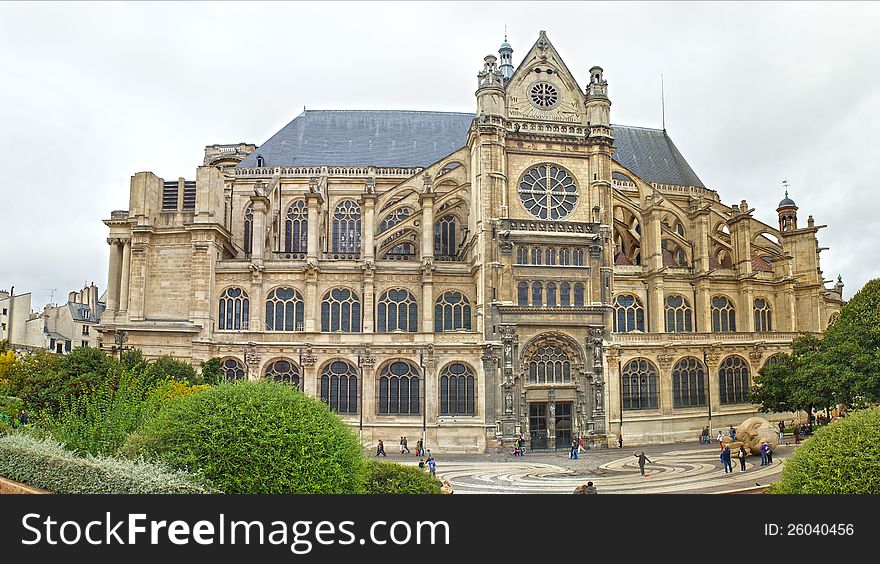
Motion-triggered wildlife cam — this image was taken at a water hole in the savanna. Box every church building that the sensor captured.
[99,31,844,451]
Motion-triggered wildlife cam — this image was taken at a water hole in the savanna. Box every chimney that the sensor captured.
[68,291,77,303]
[90,283,99,320]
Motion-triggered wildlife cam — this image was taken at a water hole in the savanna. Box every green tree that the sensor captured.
[120,349,148,372]
[146,355,197,386]
[198,357,223,386]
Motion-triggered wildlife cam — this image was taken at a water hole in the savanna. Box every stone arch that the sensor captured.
[519,331,585,370]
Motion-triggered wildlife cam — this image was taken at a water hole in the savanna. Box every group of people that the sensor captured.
[376,438,429,458]
[0,408,28,429]
[573,481,598,494]
[512,434,526,456]
[719,444,749,473]
[569,437,586,459]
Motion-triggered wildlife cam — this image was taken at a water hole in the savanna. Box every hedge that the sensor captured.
[132,381,367,494]
[362,460,442,494]
[0,433,217,494]
[767,407,880,494]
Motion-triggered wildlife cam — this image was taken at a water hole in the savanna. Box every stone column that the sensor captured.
[362,267,375,333]
[105,238,122,313]
[696,278,711,333]
[305,191,322,260]
[360,353,377,425]
[300,347,318,398]
[420,183,435,262]
[648,275,665,332]
[743,284,755,332]
[362,190,376,261]
[304,267,319,332]
[127,240,149,321]
[118,239,131,313]
[250,194,270,261]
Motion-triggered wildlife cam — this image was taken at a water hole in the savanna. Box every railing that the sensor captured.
[235,166,424,178]
[324,252,360,260]
[500,218,599,235]
[612,331,802,344]
[613,265,645,274]
[272,251,307,260]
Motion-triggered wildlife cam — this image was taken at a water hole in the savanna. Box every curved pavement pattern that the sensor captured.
[431,448,785,494]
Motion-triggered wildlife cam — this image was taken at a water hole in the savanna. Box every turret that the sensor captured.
[585,66,612,136]
[777,190,798,233]
[498,36,514,83]
[476,54,505,116]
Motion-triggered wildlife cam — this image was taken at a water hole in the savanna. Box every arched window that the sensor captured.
[321,288,361,332]
[378,361,421,415]
[440,363,475,415]
[256,155,264,167]
[220,357,246,382]
[320,361,358,413]
[435,291,472,332]
[528,346,571,384]
[674,220,685,237]
[573,248,585,266]
[622,358,659,410]
[573,283,585,307]
[531,282,543,307]
[264,358,300,387]
[711,296,736,333]
[531,247,542,265]
[284,200,307,255]
[719,356,750,404]
[434,214,457,258]
[754,298,773,332]
[243,204,253,257]
[545,248,556,265]
[265,287,304,331]
[672,357,705,407]
[559,248,570,266]
[218,287,249,330]
[546,282,557,307]
[665,295,693,333]
[331,200,361,256]
[516,246,527,264]
[762,355,780,370]
[614,294,645,333]
[379,207,413,233]
[560,282,571,307]
[517,282,529,306]
[377,289,418,332]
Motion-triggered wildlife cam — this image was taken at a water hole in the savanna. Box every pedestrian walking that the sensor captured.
[634,451,652,476]
[415,438,423,456]
[402,436,410,454]
[618,434,623,449]
[18,409,28,426]
[399,436,406,454]
[570,439,579,459]
[766,445,773,464]
[760,442,768,465]
[418,458,426,471]
[376,439,387,457]
[578,436,586,453]
[717,431,724,446]
[720,446,732,473]
[518,435,526,456]
[778,421,785,444]
[701,426,710,444]
[427,456,437,477]
[728,425,736,440]
[794,424,801,444]
[738,446,747,472]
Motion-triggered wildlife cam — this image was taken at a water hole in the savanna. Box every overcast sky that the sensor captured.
[2,1,878,310]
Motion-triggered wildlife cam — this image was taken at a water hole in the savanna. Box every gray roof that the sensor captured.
[237,110,705,187]
[610,125,705,188]
[237,110,476,168]
[69,302,105,323]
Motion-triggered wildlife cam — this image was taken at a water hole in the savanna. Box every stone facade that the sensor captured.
[24,284,105,353]
[98,31,844,451]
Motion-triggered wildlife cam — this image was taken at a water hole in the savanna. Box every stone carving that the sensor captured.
[731,416,779,455]
[504,391,514,414]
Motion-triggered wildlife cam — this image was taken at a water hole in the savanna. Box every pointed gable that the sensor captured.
[505,31,587,124]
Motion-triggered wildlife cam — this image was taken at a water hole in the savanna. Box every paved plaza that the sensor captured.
[387,441,794,494]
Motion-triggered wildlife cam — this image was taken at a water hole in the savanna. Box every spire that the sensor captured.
[498,30,514,83]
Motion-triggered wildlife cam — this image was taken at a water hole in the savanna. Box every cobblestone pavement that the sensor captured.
[382,441,795,494]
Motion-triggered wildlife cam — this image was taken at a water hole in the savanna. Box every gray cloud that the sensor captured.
[1,1,877,309]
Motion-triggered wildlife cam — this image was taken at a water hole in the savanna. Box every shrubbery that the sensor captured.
[362,460,442,494]
[0,433,216,494]
[767,407,880,494]
[132,381,367,493]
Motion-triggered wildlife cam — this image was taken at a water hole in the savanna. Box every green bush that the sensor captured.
[147,355,197,386]
[767,407,880,494]
[132,381,367,493]
[45,369,151,456]
[363,460,442,494]
[198,357,224,386]
[0,396,23,433]
[0,434,216,494]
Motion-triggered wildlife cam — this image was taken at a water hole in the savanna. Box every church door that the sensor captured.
[555,402,572,449]
[529,403,548,449]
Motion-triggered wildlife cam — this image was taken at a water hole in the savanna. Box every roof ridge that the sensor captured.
[303,109,476,116]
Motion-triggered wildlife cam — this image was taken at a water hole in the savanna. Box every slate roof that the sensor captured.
[237,110,705,187]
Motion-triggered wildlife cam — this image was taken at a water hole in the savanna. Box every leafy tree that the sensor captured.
[198,357,223,386]
[120,349,148,372]
[2,351,66,414]
[146,355,197,386]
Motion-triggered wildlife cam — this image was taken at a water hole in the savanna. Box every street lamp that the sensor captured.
[112,331,130,364]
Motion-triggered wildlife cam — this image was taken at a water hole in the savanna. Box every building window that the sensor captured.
[719,356,751,404]
[284,200,308,255]
[320,361,358,413]
[545,248,556,265]
[672,357,706,407]
[560,282,571,307]
[378,361,421,415]
[711,296,736,332]
[381,236,417,260]
[220,358,246,382]
[265,287,304,331]
[754,298,773,332]
[613,294,645,333]
[161,182,178,210]
[439,363,475,415]
[434,214,457,258]
[516,246,527,264]
[377,289,418,333]
[218,287,249,331]
[573,248,585,266]
[518,163,578,220]
[531,247,542,265]
[559,248,570,266]
[435,291,471,332]
[665,294,693,333]
[379,206,413,233]
[331,200,361,256]
[243,204,253,257]
[546,282,557,307]
[321,288,361,332]
[182,181,196,210]
[82,325,90,335]
[573,283,585,307]
[517,282,529,306]
[80,341,88,348]
[264,358,300,387]
[531,282,543,307]
[622,358,659,410]
[256,155,264,167]
[527,346,571,384]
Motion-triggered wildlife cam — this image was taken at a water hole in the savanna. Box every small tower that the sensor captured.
[476,54,505,116]
[777,188,798,233]
[498,35,514,83]
[585,66,612,136]
[834,274,845,296]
